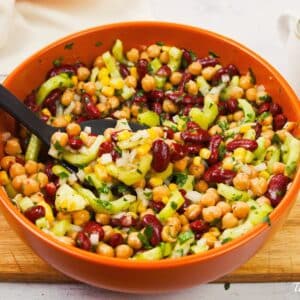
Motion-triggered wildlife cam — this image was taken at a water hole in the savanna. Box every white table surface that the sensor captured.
[1,0,300,298]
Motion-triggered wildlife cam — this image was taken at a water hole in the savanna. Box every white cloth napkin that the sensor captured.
[0,0,153,76]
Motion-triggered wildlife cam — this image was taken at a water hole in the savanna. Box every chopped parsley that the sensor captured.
[116,184,127,194]
[259,94,272,102]
[221,237,233,245]
[156,41,164,46]
[95,41,103,47]
[57,172,69,179]
[271,134,281,145]
[52,57,64,67]
[170,201,178,210]
[217,120,229,131]
[174,173,188,186]
[189,50,197,61]
[54,141,64,152]
[218,143,226,160]
[178,230,194,244]
[98,184,109,194]
[248,67,256,84]
[138,226,153,249]
[64,42,74,50]
[208,50,219,58]
[224,282,231,290]
[114,146,122,156]
[262,215,271,226]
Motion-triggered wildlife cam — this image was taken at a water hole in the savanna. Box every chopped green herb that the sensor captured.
[262,215,271,226]
[221,237,233,245]
[54,141,64,152]
[178,230,194,244]
[144,225,153,240]
[64,42,74,50]
[217,120,229,131]
[218,143,226,160]
[259,94,272,102]
[98,184,109,194]
[189,50,197,61]
[137,169,142,175]
[175,173,188,187]
[224,282,231,290]
[271,134,281,145]
[248,68,256,84]
[95,41,103,47]
[147,64,154,73]
[250,205,256,210]
[52,57,64,67]
[114,146,122,156]
[156,41,164,46]
[208,51,219,58]
[57,172,69,179]
[143,191,152,199]
[170,201,177,210]
[117,184,127,194]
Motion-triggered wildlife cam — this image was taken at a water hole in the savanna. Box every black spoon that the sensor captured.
[0,85,147,147]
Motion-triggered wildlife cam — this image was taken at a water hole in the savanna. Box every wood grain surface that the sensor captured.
[0,199,299,283]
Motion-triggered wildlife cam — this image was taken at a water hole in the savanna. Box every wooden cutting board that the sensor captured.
[0,199,299,283]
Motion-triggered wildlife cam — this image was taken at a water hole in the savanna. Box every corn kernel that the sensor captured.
[0,171,9,185]
[222,157,234,170]
[110,78,124,89]
[239,124,252,134]
[98,68,109,79]
[102,86,115,97]
[64,114,72,123]
[244,150,254,163]
[100,76,110,86]
[149,177,163,187]
[94,164,110,181]
[168,183,178,191]
[84,166,93,174]
[162,196,169,204]
[233,147,246,162]
[130,67,138,78]
[164,82,173,90]
[200,148,211,160]
[39,201,54,223]
[71,75,78,86]
[137,201,147,213]
[137,144,152,156]
[117,130,132,141]
[259,171,270,180]
[193,156,202,166]
[41,108,51,118]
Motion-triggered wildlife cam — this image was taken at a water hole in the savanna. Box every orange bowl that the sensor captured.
[0,21,299,293]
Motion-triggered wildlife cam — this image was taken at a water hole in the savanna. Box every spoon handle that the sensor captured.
[0,85,55,146]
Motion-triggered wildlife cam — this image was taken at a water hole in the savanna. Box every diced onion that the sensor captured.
[68,173,77,185]
[84,126,92,134]
[76,169,85,182]
[185,191,202,203]
[100,153,113,165]
[221,74,230,83]
[90,233,99,245]
[254,163,267,172]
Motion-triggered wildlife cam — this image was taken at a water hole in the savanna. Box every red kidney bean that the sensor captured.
[187,121,200,130]
[254,122,262,138]
[204,163,236,184]
[76,116,88,123]
[82,93,101,119]
[136,59,148,79]
[45,182,57,198]
[151,102,163,114]
[218,101,227,115]
[110,217,121,227]
[15,157,25,165]
[178,73,192,93]
[177,198,191,214]
[24,205,45,223]
[226,98,238,113]
[44,161,58,182]
[182,48,193,65]
[111,149,121,161]
[24,92,39,112]
[108,233,124,247]
[141,214,162,247]
[269,102,282,116]
[170,142,187,162]
[120,215,136,227]
[273,114,287,130]
[182,95,195,105]
[211,64,240,86]
[258,102,270,115]
[185,144,202,155]
[208,135,223,164]
[181,129,210,144]
[182,104,193,116]
[149,200,165,213]
[194,95,204,105]
[68,137,83,150]
[43,88,62,115]
[147,90,164,102]
[226,139,258,152]
[166,91,182,102]
[133,94,147,104]
[73,62,86,70]
[198,56,219,68]
[190,219,209,234]
[75,232,91,251]
[119,63,130,78]
[164,128,174,139]
[156,65,172,77]
[83,221,104,240]
[265,174,290,207]
[227,64,240,76]
[98,141,114,156]
[179,189,187,196]
[151,139,170,172]
[47,64,76,78]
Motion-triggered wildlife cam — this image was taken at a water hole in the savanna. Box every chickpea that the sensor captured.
[208,125,222,136]
[262,115,273,126]
[71,210,90,226]
[202,206,222,223]
[126,48,139,62]
[115,244,133,259]
[34,172,48,188]
[167,216,182,232]
[186,80,198,95]
[112,107,131,120]
[272,162,285,175]
[51,132,68,147]
[256,90,268,105]
[96,102,111,115]
[200,189,219,207]
[140,51,149,61]
[188,61,202,75]
[11,174,27,191]
[72,101,82,115]
[30,192,45,204]
[37,163,45,172]
[162,99,178,113]
[95,213,111,225]
[233,173,250,191]
[4,138,22,156]
[0,156,16,170]
[239,75,253,90]
[141,75,156,92]
[96,242,115,257]
[209,227,221,237]
[52,116,68,128]
[161,225,177,243]
[108,96,120,110]
[159,51,169,63]
[184,204,202,221]
[130,103,141,117]
[245,87,257,101]
[181,224,191,233]
[222,212,238,229]
[125,75,137,88]
[179,215,189,226]
[195,180,208,193]
[77,67,90,81]
[22,178,40,196]
[84,82,96,96]
[230,86,244,99]
[147,44,161,58]
[232,201,250,219]
[170,72,182,85]
[256,196,271,206]
[173,156,189,172]
[9,163,25,178]
[66,123,81,137]
[202,66,217,81]
[102,225,114,242]
[250,177,268,196]
[152,185,170,202]
[61,89,74,106]
[202,232,217,248]
[93,55,105,68]
[233,110,244,122]
[173,132,183,143]
[216,201,232,215]
[127,232,142,250]
[56,211,72,222]
[188,163,204,179]
[24,160,38,175]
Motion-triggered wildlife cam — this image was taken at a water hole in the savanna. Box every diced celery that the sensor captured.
[177,175,194,191]
[137,111,160,127]
[52,165,71,179]
[152,163,173,180]
[36,217,49,230]
[51,219,70,236]
[134,246,163,260]
[5,182,17,198]
[167,47,182,71]
[25,134,42,161]
[102,51,121,78]
[282,132,300,177]
[121,85,135,100]
[196,76,210,96]
[90,67,99,82]
[171,231,195,258]
[253,137,267,161]
[238,99,256,123]
[19,196,34,212]
[154,75,166,89]
[112,39,125,63]
[266,146,280,173]
[191,238,209,254]
[149,58,162,74]
[217,183,250,202]
[243,128,256,140]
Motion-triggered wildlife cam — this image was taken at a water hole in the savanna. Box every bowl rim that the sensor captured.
[1,20,300,269]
